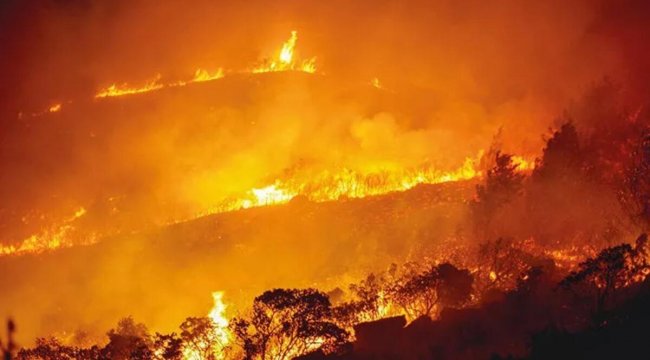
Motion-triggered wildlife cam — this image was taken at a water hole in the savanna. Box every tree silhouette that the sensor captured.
[101,317,152,360]
[390,263,474,319]
[390,266,440,319]
[16,338,101,360]
[620,132,650,229]
[533,122,582,181]
[231,289,348,360]
[180,317,224,360]
[476,237,539,292]
[332,271,394,329]
[0,320,15,360]
[561,234,650,314]
[152,332,183,360]
[436,263,474,308]
[471,152,524,239]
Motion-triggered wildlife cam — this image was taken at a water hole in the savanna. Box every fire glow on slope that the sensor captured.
[236,155,483,210]
[0,207,95,256]
[94,31,314,99]
[192,153,535,214]
[2,29,538,258]
[0,154,534,257]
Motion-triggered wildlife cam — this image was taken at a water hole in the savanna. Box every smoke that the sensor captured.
[0,0,649,345]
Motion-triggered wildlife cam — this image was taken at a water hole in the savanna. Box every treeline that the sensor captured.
[11,233,649,360]
[13,81,650,359]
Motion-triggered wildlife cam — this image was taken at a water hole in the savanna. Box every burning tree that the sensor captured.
[180,317,227,360]
[152,333,183,360]
[332,271,396,329]
[231,288,348,360]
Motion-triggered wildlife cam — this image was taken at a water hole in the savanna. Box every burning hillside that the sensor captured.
[0,29,537,258]
[1,0,650,359]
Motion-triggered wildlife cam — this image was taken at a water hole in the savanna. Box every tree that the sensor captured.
[232,289,348,360]
[101,317,152,360]
[0,320,16,360]
[390,267,440,320]
[561,234,650,314]
[477,237,538,292]
[620,131,650,229]
[332,271,394,329]
[436,263,474,308]
[152,332,183,360]
[180,317,225,360]
[16,338,76,360]
[533,122,582,181]
[471,152,525,239]
[390,263,474,320]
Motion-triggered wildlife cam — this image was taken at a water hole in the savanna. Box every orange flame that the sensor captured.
[95,74,165,98]
[198,152,485,215]
[192,68,225,83]
[48,103,62,113]
[0,207,94,256]
[252,31,317,74]
[511,155,535,172]
[94,31,314,99]
[182,291,230,360]
[208,291,230,346]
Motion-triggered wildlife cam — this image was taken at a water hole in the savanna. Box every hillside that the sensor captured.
[0,180,475,345]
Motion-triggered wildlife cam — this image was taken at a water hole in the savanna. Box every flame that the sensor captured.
[0,207,94,256]
[192,68,225,83]
[48,103,62,113]
[251,184,297,206]
[252,31,317,74]
[93,31,315,99]
[183,291,230,360]
[376,290,392,319]
[95,68,226,99]
[95,74,165,98]
[546,246,595,269]
[192,152,486,216]
[208,291,230,346]
[0,149,538,257]
[511,155,535,171]
[279,31,298,64]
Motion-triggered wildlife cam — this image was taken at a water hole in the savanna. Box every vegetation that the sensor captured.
[8,82,650,359]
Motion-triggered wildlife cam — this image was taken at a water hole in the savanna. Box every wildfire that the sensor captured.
[253,31,317,74]
[95,74,165,98]
[0,149,537,257]
[48,103,62,113]
[250,183,297,207]
[183,291,231,360]
[511,155,535,172]
[192,68,225,83]
[93,31,315,99]
[371,78,382,89]
[208,291,230,347]
[187,151,495,217]
[0,207,94,256]
[235,154,482,209]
